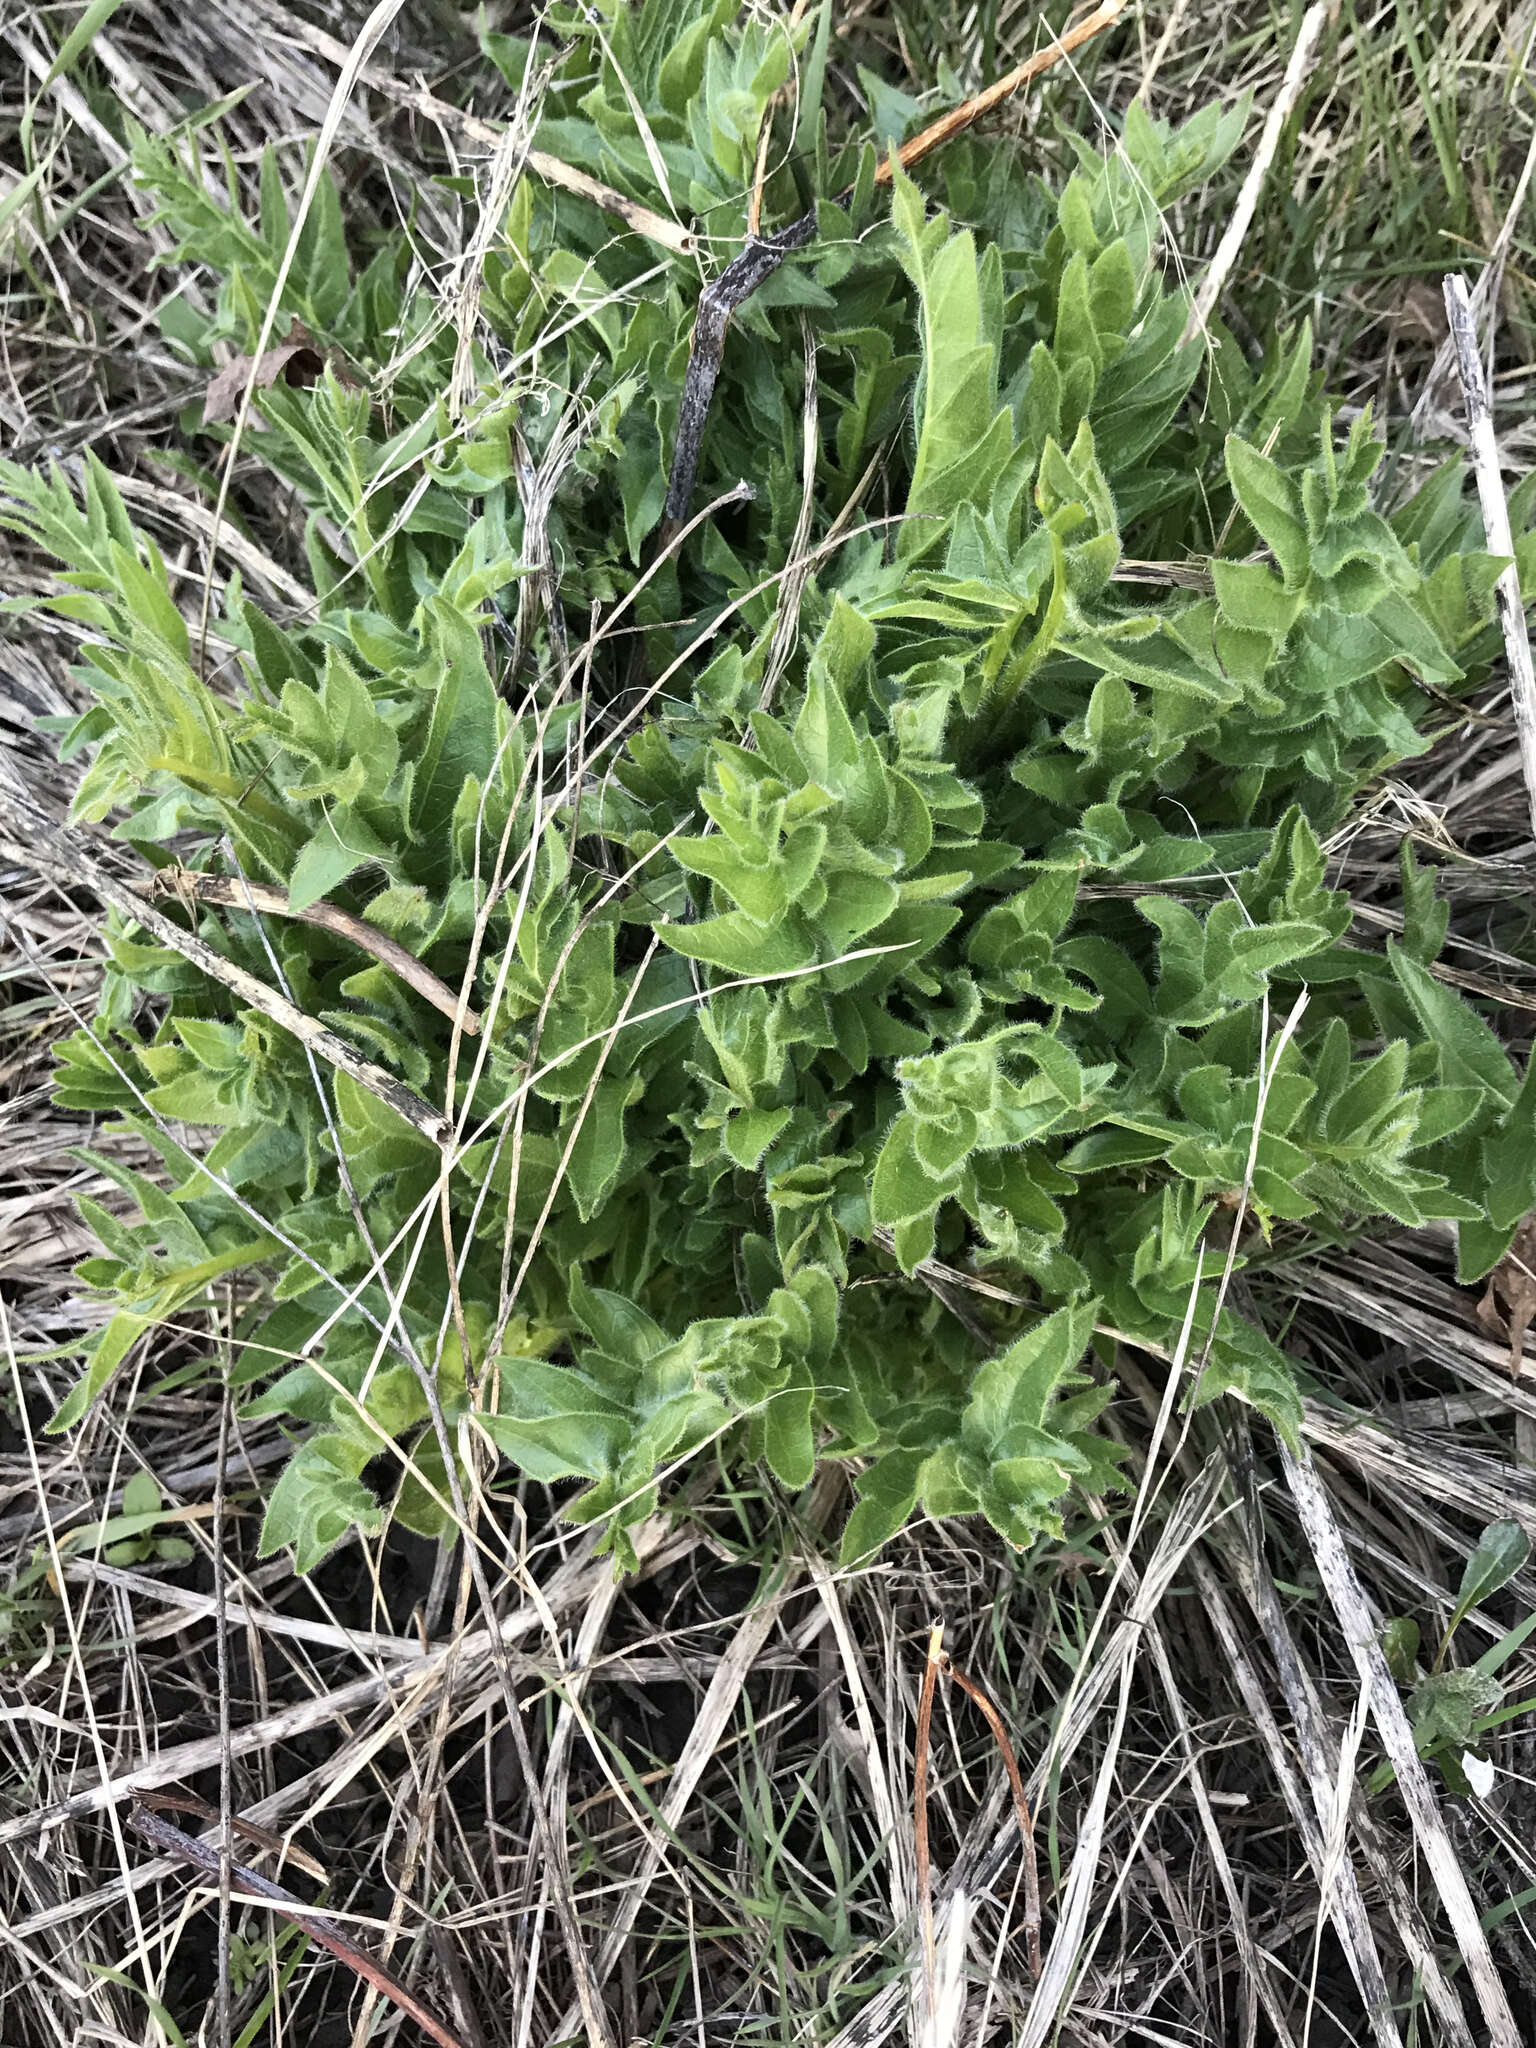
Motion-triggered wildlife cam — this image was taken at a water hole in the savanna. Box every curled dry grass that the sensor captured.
[3,1,1536,2043]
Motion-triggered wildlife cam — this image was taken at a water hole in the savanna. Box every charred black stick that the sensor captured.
[660,210,819,540]
[659,0,1125,534]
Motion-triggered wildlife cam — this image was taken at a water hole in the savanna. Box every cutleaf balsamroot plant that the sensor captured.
[6,2,1535,1573]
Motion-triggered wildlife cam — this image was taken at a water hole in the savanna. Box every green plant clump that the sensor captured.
[7,4,1535,1571]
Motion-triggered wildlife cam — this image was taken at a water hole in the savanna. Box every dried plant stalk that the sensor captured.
[152,868,482,1034]
[1442,271,1536,844]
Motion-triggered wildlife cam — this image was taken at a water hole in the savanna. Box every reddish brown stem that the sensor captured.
[873,0,1125,187]
[130,1803,470,2048]
[944,1657,1043,1979]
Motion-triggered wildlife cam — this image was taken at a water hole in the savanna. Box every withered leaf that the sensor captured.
[1473,1214,1536,1380]
[203,318,362,426]
[1384,279,1446,347]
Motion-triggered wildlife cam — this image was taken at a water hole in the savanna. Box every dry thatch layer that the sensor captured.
[3,3,1536,2043]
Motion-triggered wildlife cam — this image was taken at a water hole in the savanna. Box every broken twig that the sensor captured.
[151,868,482,1035]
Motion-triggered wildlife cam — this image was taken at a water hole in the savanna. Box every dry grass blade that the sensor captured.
[1104,1337,1417,2046]
[244,0,696,252]
[1300,1395,1536,1526]
[817,1457,1232,2048]
[1442,271,1536,843]
[806,1552,909,1926]
[552,1469,840,2037]
[133,1789,328,1883]
[1189,1545,1410,2047]
[1411,121,1536,435]
[918,1887,972,2048]
[1281,1439,1523,2048]
[1221,1411,1497,2046]
[111,468,316,608]
[1117,1358,1441,2044]
[519,146,696,254]
[1283,1255,1536,1442]
[0,1518,677,1849]
[913,1621,943,2017]
[1180,2,1333,345]
[1016,1457,1229,2048]
[0,778,453,1143]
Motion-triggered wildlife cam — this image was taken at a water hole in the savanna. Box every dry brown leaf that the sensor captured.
[202,317,362,425]
[1473,1213,1536,1379]
[1385,279,1447,346]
